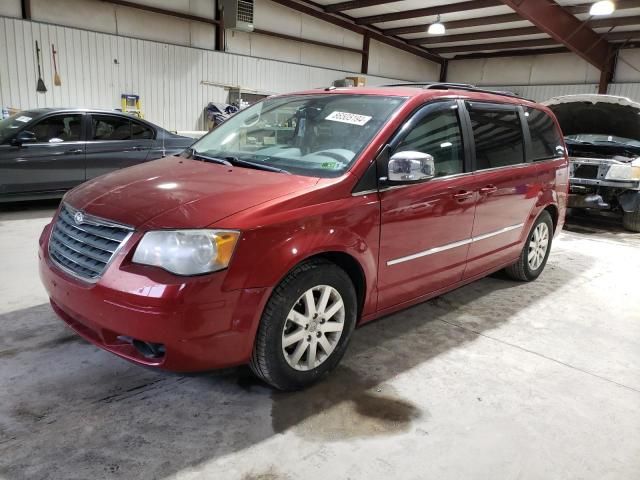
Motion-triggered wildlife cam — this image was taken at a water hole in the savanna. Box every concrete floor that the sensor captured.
[1,201,639,480]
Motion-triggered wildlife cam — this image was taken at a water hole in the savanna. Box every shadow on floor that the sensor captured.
[0,250,592,479]
[0,199,60,221]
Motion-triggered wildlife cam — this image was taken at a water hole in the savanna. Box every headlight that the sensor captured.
[132,229,240,275]
[605,160,640,181]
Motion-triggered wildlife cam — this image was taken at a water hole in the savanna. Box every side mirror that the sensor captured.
[387,151,435,183]
[11,131,37,146]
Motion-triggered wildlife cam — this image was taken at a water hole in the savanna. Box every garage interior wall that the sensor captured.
[448,49,640,102]
[0,0,441,131]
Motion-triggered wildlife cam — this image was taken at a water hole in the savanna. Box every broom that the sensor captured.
[52,44,61,86]
[35,41,47,93]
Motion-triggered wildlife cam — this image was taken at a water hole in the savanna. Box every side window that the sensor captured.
[92,115,131,141]
[131,120,154,140]
[395,107,464,177]
[525,107,565,161]
[467,104,524,170]
[30,115,82,143]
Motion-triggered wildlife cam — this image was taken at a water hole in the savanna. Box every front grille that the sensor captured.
[48,204,132,281]
[573,164,599,179]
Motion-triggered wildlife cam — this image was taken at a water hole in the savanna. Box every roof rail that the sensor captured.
[381,81,528,101]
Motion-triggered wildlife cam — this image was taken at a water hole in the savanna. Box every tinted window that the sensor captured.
[30,114,82,143]
[92,115,131,140]
[526,108,564,160]
[132,120,154,139]
[468,105,524,170]
[395,107,464,177]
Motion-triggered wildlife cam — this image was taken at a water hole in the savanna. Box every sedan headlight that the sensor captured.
[605,158,640,181]
[133,229,240,275]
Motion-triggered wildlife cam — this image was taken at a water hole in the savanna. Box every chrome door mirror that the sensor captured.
[11,130,37,146]
[388,151,435,182]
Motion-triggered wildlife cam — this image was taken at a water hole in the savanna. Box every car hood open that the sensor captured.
[64,156,319,229]
[543,94,640,140]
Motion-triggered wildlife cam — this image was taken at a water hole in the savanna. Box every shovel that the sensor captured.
[35,40,47,93]
[52,43,61,86]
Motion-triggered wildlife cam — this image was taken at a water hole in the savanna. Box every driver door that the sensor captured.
[377,100,478,310]
[0,113,86,195]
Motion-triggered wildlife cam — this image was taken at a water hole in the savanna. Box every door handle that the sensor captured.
[452,190,474,201]
[479,185,498,195]
[131,145,145,151]
[66,148,83,154]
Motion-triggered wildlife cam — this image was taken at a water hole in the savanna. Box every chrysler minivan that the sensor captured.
[39,84,568,390]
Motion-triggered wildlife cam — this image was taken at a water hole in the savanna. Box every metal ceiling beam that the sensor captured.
[453,46,568,59]
[354,0,502,25]
[498,0,609,70]
[100,0,219,25]
[382,1,639,37]
[409,26,542,45]
[432,38,559,54]
[408,16,640,46]
[325,0,402,13]
[269,0,442,63]
[384,13,524,36]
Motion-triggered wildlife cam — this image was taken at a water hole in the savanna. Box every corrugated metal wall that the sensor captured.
[0,17,401,131]
[608,83,640,100]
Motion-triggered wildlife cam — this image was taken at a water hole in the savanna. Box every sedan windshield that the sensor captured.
[189,94,405,177]
[0,111,38,144]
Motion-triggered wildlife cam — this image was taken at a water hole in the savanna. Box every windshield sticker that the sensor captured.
[321,161,338,169]
[16,116,32,123]
[325,111,372,126]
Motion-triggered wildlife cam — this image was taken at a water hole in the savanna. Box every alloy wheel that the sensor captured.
[281,285,345,371]
[528,222,549,271]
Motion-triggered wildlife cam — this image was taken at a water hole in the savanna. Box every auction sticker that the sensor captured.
[16,116,32,123]
[325,111,371,126]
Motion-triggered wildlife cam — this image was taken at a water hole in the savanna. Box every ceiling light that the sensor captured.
[427,15,446,35]
[589,1,615,16]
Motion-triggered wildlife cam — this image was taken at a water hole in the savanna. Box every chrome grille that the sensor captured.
[48,204,133,281]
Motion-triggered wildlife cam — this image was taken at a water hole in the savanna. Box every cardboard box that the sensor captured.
[345,76,366,87]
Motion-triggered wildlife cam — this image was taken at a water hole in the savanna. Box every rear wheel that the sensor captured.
[249,259,357,391]
[504,211,553,281]
[622,208,640,232]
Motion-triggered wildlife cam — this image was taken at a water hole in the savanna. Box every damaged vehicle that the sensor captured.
[544,94,640,232]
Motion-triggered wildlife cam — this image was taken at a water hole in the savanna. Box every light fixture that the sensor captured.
[589,0,615,16]
[427,15,446,35]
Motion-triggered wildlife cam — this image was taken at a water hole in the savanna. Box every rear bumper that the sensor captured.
[38,223,271,372]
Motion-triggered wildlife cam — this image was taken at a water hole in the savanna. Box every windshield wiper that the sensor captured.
[189,149,233,166]
[224,156,291,175]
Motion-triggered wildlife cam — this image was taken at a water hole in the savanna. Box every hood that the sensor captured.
[64,156,319,229]
[543,94,640,140]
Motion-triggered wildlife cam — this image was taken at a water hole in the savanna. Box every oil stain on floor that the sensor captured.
[271,367,423,441]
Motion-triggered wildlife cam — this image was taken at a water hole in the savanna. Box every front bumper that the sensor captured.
[38,223,271,372]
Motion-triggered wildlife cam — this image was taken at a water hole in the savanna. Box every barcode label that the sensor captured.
[325,111,372,126]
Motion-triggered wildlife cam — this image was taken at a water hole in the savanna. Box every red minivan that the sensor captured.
[39,84,568,390]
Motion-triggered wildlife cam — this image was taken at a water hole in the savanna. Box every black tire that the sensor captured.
[249,259,357,391]
[504,211,554,282]
[622,209,640,233]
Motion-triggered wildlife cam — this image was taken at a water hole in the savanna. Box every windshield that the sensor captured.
[565,134,640,147]
[190,94,406,177]
[0,111,38,144]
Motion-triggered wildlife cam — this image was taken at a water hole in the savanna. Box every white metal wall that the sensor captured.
[485,83,640,102]
[0,17,403,131]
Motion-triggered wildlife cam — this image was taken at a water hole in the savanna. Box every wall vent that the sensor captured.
[222,0,254,32]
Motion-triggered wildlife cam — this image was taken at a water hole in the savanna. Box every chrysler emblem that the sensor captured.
[74,211,85,225]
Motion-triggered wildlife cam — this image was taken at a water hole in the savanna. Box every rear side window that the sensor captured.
[395,107,464,177]
[525,108,565,160]
[132,120,154,139]
[468,104,524,170]
[92,115,131,140]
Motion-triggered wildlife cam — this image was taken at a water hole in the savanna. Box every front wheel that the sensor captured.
[249,259,357,391]
[504,211,553,281]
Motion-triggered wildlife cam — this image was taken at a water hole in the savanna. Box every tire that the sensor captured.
[622,209,640,232]
[249,259,357,391]
[504,211,554,282]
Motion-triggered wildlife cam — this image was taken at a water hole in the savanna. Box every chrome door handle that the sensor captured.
[479,185,498,195]
[66,148,83,154]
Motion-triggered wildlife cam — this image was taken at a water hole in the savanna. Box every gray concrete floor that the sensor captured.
[1,201,639,480]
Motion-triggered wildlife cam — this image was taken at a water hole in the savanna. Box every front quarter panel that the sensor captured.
[220,191,381,318]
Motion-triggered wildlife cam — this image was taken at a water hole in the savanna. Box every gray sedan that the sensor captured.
[0,108,194,202]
